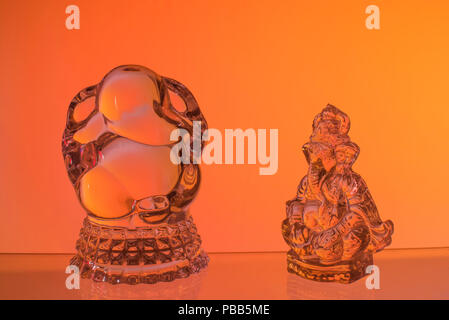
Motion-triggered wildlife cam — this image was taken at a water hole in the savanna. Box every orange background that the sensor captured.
[0,0,448,253]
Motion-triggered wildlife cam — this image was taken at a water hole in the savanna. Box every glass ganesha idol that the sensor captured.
[62,65,209,284]
[282,104,394,283]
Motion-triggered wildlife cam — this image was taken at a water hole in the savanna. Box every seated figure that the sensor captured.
[282,104,393,283]
[62,65,209,285]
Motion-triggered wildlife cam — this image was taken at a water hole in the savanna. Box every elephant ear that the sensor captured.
[335,142,360,168]
[62,85,99,186]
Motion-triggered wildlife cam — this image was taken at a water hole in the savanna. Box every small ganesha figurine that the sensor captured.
[282,104,394,283]
[62,65,209,284]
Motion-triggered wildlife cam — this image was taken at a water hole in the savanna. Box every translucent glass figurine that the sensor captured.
[62,65,209,284]
[282,104,394,283]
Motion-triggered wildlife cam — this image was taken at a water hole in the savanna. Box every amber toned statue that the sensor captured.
[282,104,393,283]
[62,65,208,284]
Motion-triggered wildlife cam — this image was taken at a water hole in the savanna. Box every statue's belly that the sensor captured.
[303,200,322,231]
[79,137,181,218]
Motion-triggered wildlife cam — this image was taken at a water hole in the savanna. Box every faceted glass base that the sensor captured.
[70,217,209,285]
[286,250,373,284]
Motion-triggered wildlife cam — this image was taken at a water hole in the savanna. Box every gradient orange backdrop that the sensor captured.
[0,0,448,253]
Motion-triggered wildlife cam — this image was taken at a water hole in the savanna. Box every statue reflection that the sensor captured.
[79,269,206,300]
[286,273,376,299]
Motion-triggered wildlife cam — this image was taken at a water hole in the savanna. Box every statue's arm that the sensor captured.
[62,85,98,186]
[285,175,307,222]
